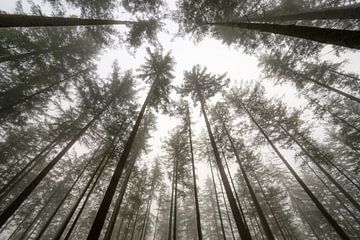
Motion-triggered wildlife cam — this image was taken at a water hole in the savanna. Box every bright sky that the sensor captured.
[1,0,360,194]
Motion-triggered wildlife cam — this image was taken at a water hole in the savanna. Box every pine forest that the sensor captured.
[0,0,360,239]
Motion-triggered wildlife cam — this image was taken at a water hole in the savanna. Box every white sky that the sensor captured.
[1,0,360,210]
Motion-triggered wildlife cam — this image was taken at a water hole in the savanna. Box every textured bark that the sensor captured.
[247,5,360,22]
[208,21,360,50]
[241,103,350,240]
[0,14,137,28]
[87,83,155,240]
[224,126,275,240]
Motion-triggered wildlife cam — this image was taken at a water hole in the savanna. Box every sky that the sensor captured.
[1,0,360,192]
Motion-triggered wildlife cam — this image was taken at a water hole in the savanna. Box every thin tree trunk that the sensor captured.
[280,125,360,211]
[216,167,236,240]
[7,216,27,240]
[18,191,58,240]
[152,194,162,240]
[250,167,287,240]
[187,104,203,240]
[33,153,95,240]
[103,153,138,240]
[308,97,360,134]
[0,78,67,115]
[140,194,153,240]
[129,207,141,240]
[121,219,132,240]
[247,5,360,22]
[287,66,360,104]
[62,141,118,240]
[0,14,138,28]
[329,69,360,82]
[51,142,106,240]
[0,137,57,200]
[0,103,109,228]
[223,125,275,240]
[115,217,125,240]
[298,130,360,189]
[303,159,360,225]
[173,150,179,240]
[221,149,250,233]
[207,21,360,50]
[87,82,156,240]
[240,103,350,240]
[168,160,176,240]
[209,158,227,240]
[196,84,252,239]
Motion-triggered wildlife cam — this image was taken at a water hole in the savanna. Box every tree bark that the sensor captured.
[168,159,176,240]
[240,103,350,240]
[173,150,179,240]
[224,126,275,240]
[0,13,138,28]
[208,21,360,50]
[187,104,203,240]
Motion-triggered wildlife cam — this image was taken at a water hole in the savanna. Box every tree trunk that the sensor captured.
[62,142,117,240]
[223,126,275,240]
[33,152,95,240]
[240,103,350,240]
[303,158,360,225]
[0,137,57,200]
[280,125,360,211]
[87,82,156,240]
[18,191,57,240]
[152,193,162,240]
[196,85,252,239]
[173,151,179,240]
[208,21,360,49]
[168,159,176,240]
[216,167,236,240]
[308,97,360,134]
[51,142,106,240]
[0,78,67,115]
[103,153,138,240]
[209,159,227,240]
[129,207,141,240]
[247,5,360,22]
[221,149,250,233]
[187,104,203,240]
[250,167,287,240]
[0,103,109,228]
[0,13,138,28]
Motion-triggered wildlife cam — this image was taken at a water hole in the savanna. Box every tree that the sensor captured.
[86,48,175,240]
[179,65,252,239]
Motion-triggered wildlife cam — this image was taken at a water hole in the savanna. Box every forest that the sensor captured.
[0,0,359,239]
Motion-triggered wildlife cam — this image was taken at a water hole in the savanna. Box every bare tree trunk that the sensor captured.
[280,125,360,211]
[196,84,252,239]
[187,104,203,240]
[216,167,236,240]
[208,21,360,49]
[0,14,138,28]
[87,83,156,240]
[209,158,227,240]
[223,126,275,240]
[241,103,350,240]
[173,151,179,240]
[0,103,109,228]
[168,160,176,240]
